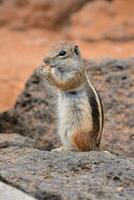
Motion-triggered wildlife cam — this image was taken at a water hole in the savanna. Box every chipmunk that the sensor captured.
[36,41,104,152]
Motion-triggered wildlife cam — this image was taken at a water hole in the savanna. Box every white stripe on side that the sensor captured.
[85,73,103,142]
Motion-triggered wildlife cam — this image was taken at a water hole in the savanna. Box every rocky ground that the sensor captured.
[0,145,134,200]
[0,180,36,200]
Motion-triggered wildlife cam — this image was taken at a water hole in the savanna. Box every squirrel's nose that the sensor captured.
[43,58,50,65]
[43,58,57,68]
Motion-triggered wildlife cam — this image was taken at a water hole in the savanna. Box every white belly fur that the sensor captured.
[57,89,93,148]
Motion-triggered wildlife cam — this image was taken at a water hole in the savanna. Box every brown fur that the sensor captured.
[49,69,85,91]
[72,129,98,151]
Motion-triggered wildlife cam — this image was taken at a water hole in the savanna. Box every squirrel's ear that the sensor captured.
[74,45,79,55]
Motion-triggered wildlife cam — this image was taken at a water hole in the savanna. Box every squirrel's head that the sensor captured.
[43,41,83,79]
[36,42,85,91]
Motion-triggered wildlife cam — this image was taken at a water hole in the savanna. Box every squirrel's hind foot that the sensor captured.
[51,146,75,152]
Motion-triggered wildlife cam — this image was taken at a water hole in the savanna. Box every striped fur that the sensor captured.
[85,74,104,148]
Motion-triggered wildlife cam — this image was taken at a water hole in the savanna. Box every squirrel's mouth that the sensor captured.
[51,65,64,74]
[50,64,57,68]
[57,66,64,73]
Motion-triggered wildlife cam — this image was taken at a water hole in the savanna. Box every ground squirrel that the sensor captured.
[36,41,104,152]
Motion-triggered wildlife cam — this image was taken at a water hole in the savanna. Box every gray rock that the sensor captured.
[0,133,35,148]
[0,147,134,200]
[0,75,60,150]
[0,181,36,200]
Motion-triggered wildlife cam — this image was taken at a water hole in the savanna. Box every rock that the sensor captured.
[0,146,134,200]
[0,0,89,29]
[0,181,36,200]
[0,75,60,150]
[69,0,134,42]
[84,58,134,157]
[0,133,35,148]
[0,0,134,43]
[27,0,89,29]
[0,58,134,156]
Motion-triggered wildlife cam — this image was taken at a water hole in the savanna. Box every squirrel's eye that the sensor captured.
[58,50,67,56]
[74,46,79,55]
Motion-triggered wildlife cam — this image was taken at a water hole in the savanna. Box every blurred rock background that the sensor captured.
[0,0,134,111]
